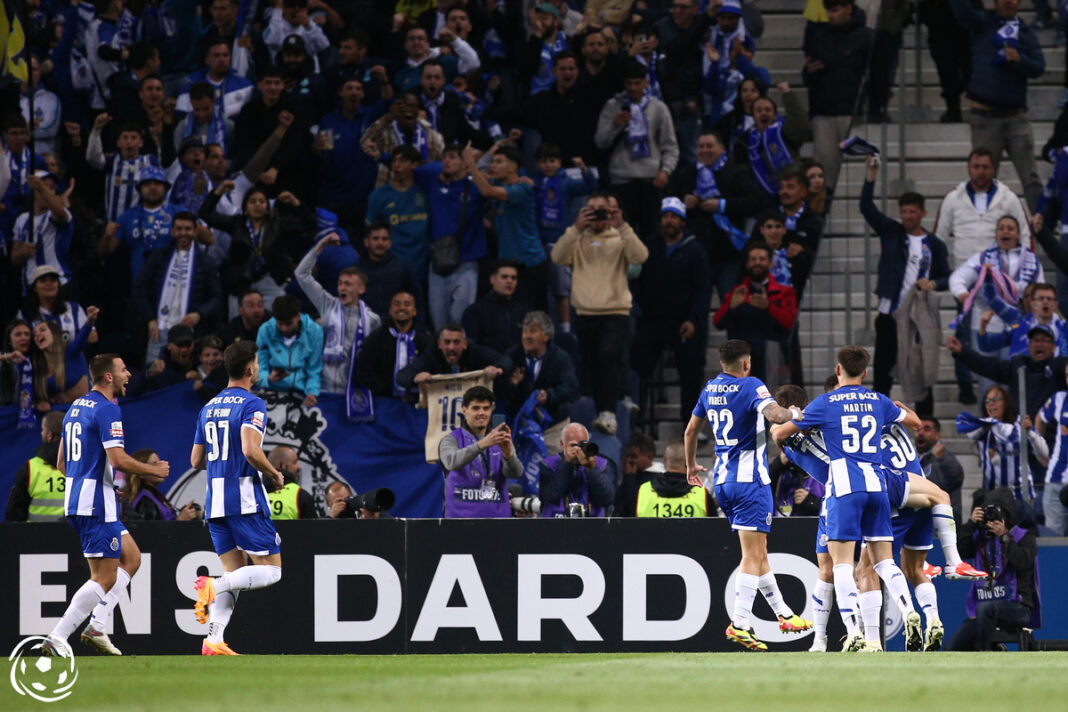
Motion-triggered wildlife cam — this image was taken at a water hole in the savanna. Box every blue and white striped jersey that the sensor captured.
[692,373,776,485]
[881,421,924,479]
[62,390,123,522]
[104,153,159,222]
[1041,391,1068,485]
[783,430,830,485]
[796,385,906,498]
[195,387,272,519]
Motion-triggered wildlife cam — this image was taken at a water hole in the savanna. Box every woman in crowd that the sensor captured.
[122,448,202,521]
[958,385,1048,509]
[198,182,315,314]
[714,77,765,160]
[28,310,97,410]
[17,265,98,345]
[800,158,829,216]
[0,320,34,412]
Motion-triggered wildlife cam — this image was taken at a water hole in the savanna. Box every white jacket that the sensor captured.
[934,180,1031,266]
[948,245,1044,331]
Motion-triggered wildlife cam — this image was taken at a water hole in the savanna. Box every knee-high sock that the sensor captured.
[757,572,794,618]
[873,559,915,615]
[933,504,963,568]
[858,590,883,641]
[832,564,860,636]
[213,565,282,594]
[732,573,760,629]
[812,579,835,640]
[915,581,940,624]
[207,590,239,644]
[88,568,131,634]
[50,580,106,642]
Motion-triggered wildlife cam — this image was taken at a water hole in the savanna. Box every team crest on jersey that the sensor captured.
[765,513,772,526]
[110,422,124,438]
[109,537,119,551]
[819,533,828,547]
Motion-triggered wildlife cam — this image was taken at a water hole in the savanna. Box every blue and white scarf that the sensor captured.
[782,202,806,232]
[537,172,565,229]
[531,31,568,95]
[391,120,430,161]
[246,217,266,275]
[696,155,750,251]
[391,327,416,397]
[8,147,31,199]
[637,53,662,100]
[156,247,196,327]
[170,169,211,214]
[993,18,1020,66]
[324,299,375,422]
[979,244,1041,290]
[839,135,880,157]
[627,93,652,159]
[747,118,793,194]
[423,92,445,132]
[16,357,34,430]
[183,107,228,154]
[771,247,792,286]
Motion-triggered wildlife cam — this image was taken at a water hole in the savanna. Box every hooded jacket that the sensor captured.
[801,8,873,116]
[255,313,324,397]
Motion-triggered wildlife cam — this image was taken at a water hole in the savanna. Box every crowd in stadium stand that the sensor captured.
[1,0,1067,530]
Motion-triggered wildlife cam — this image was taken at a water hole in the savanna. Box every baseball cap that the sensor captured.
[30,264,61,283]
[137,165,171,189]
[178,136,204,155]
[168,325,195,346]
[535,2,561,18]
[1027,324,1055,340]
[660,196,686,219]
[282,34,307,54]
[33,169,59,182]
[718,0,743,15]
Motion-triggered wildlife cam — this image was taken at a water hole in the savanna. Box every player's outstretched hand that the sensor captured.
[686,463,706,487]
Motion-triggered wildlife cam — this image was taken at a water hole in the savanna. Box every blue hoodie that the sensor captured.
[256,313,324,397]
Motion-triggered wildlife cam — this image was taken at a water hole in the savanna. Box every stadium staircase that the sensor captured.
[647,0,1063,494]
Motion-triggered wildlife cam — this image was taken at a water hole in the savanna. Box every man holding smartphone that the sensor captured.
[438,386,523,518]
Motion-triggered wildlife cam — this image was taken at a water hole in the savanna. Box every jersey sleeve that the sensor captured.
[242,398,267,434]
[1041,396,1055,424]
[97,402,125,450]
[879,393,907,424]
[800,394,827,427]
[691,385,708,419]
[750,379,776,414]
[193,410,206,446]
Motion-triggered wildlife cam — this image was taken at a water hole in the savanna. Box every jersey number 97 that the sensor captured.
[204,421,231,462]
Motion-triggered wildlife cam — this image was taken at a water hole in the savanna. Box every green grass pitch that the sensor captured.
[6,652,1068,711]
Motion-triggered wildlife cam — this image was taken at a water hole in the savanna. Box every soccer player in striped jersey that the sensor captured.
[43,354,170,656]
[771,346,922,653]
[86,113,160,222]
[190,340,285,655]
[1036,386,1068,535]
[684,340,813,651]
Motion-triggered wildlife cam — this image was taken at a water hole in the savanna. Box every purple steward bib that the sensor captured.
[443,427,511,518]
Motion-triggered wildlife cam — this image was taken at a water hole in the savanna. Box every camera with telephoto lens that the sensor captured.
[576,440,599,458]
[511,496,541,515]
[982,504,1004,522]
[344,488,396,515]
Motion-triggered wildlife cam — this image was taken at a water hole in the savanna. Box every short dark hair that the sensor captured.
[271,295,302,323]
[462,385,495,407]
[777,165,806,187]
[282,0,308,8]
[698,129,725,145]
[920,416,941,432]
[494,144,521,167]
[239,289,263,305]
[898,192,925,210]
[2,113,27,132]
[744,241,771,261]
[627,431,656,455]
[173,210,197,226]
[719,339,751,367]
[552,50,577,67]
[421,58,445,75]
[439,322,466,339]
[775,384,808,409]
[189,82,215,103]
[535,142,563,160]
[968,147,994,163]
[442,142,465,157]
[139,74,163,90]
[364,221,390,238]
[492,259,520,276]
[343,28,370,48]
[837,345,870,378]
[89,353,120,383]
[224,340,258,379]
[623,59,648,80]
[118,122,143,137]
[823,0,854,8]
[259,64,285,81]
[128,41,158,71]
[393,144,422,163]
[756,210,785,228]
[1032,282,1058,298]
[823,374,839,392]
[203,38,230,59]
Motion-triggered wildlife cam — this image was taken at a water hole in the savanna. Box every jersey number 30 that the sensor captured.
[205,421,231,462]
[841,415,878,454]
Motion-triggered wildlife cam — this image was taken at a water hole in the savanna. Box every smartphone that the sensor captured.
[491,414,506,429]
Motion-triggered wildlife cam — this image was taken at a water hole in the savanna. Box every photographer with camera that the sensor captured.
[538,423,617,517]
[266,447,318,519]
[947,487,1038,651]
[325,481,397,519]
[438,386,523,518]
[551,193,648,435]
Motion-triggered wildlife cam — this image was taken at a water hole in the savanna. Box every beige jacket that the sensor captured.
[551,222,648,316]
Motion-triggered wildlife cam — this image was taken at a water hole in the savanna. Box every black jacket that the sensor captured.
[127,350,196,396]
[538,456,616,511]
[132,246,223,335]
[5,440,60,522]
[613,468,654,517]
[802,9,874,116]
[860,180,951,303]
[668,159,762,257]
[356,323,434,398]
[953,346,1068,419]
[656,14,713,104]
[359,251,423,319]
[218,314,269,347]
[501,341,580,424]
[395,342,510,388]
[631,233,711,327]
[461,291,529,355]
[420,90,484,146]
[232,94,310,181]
[958,488,1038,609]
[518,83,602,164]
